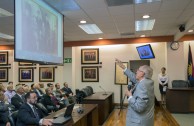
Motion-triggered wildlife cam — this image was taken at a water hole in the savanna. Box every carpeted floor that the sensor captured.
[172,113,194,126]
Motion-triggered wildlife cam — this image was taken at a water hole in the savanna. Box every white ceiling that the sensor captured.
[0,0,194,45]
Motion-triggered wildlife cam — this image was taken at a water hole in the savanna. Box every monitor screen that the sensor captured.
[15,0,64,64]
[136,44,155,59]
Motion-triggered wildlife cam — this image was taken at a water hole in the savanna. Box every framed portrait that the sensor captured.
[19,68,33,82]
[82,66,99,82]
[115,62,128,85]
[19,62,33,66]
[0,68,8,82]
[81,48,99,64]
[39,67,55,82]
[0,51,8,65]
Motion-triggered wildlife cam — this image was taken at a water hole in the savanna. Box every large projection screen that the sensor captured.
[15,0,63,64]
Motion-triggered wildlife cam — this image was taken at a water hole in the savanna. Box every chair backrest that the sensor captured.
[172,80,189,88]
[35,102,49,116]
[86,86,94,95]
[81,88,90,96]
[8,111,18,126]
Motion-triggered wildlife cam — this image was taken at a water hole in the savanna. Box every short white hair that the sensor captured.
[15,84,23,91]
[141,65,153,79]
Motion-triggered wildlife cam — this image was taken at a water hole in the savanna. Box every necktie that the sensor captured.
[33,106,40,119]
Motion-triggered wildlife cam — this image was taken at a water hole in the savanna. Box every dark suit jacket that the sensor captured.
[11,94,25,110]
[62,87,73,96]
[42,94,57,112]
[16,103,44,126]
[34,89,44,100]
[0,101,9,126]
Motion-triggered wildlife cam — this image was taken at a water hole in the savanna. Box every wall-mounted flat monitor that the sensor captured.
[15,0,64,64]
[136,44,155,59]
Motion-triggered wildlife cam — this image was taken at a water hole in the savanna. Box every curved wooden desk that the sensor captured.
[44,104,98,126]
[82,92,114,125]
[166,88,194,113]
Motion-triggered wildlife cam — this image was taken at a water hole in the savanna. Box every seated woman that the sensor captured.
[0,91,11,126]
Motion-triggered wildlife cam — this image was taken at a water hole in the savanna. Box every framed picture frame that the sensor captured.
[0,68,8,82]
[39,67,55,82]
[81,48,99,64]
[19,62,33,66]
[82,66,99,82]
[115,62,128,85]
[19,68,33,82]
[0,51,8,65]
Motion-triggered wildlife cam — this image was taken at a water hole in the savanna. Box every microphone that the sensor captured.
[99,86,108,95]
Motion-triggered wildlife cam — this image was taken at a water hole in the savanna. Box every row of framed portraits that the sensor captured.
[0,67,55,82]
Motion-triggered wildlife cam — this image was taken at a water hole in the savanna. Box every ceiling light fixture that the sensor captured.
[80,20,86,24]
[79,24,103,34]
[0,32,14,40]
[140,35,145,37]
[134,0,161,4]
[143,15,150,19]
[0,8,13,17]
[135,19,155,31]
[188,29,193,33]
[98,37,103,39]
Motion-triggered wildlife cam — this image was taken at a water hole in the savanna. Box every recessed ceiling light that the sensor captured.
[140,35,145,37]
[143,15,150,19]
[135,19,155,31]
[80,20,86,24]
[79,24,103,34]
[98,38,103,39]
[134,0,161,4]
[188,29,193,33]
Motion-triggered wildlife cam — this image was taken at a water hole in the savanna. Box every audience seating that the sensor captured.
[8,111,18,126]
[35,102,49,116]
[172,80,189,88]
[75,86,94,103]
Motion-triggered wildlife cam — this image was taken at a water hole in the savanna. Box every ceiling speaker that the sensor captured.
[179,24,185,32]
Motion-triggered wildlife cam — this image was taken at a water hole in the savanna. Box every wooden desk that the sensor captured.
[166,88,194,113]
[82,92,114,125]
[45,104,98,126]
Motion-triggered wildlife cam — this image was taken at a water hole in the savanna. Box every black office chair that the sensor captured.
[172,80,189,88]
[86,86,94,95]
[75,89,86,103]
[35,102,49,116]
[8,111,18,126]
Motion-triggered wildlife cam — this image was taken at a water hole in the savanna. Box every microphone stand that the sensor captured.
[99,86,108,95]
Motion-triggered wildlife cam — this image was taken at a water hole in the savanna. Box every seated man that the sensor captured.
[53,83,69,106]
[62,82,73,96]
[62,82,76,104]
[11,84,25,110]
[41,88,59,112]
[4,84,16,104]
[0,91,11,126]
[16,91,53,126]
[33,83,44,100]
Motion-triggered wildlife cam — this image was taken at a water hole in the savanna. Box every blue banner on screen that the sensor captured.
[15,0,63,64]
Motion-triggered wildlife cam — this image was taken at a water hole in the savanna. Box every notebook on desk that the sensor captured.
[53,103,75,125]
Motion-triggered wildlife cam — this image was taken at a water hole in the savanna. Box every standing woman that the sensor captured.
[158,67,168,104]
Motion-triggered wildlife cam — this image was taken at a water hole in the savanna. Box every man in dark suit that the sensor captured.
[33,83,44,100]
[11,84,25,110]
[0,91,11,126]
[16,91,53,126]
[62,82,73,96]
[62,82,76,104]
